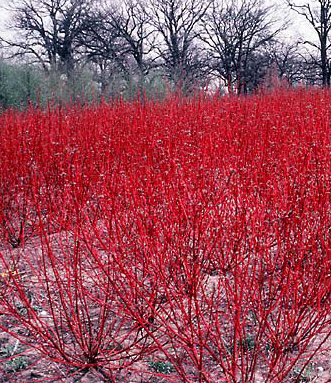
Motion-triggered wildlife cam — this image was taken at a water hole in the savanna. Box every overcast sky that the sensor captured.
[0,0,319,45]
[268,0,318,43]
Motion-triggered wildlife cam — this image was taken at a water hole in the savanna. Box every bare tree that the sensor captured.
[147,0,212,92]
[287,0,331,87]
[1,0,95,77]
[109,0,155,78]
[78,7,128,95]
[266,40,307,85]
[80,0,156,95]
[201,0,283,94]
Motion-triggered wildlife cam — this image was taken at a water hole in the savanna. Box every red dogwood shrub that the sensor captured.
[0,89,331,382]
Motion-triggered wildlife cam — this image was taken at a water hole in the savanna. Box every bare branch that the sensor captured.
[287,0,331,86]
[200,0,285,93]
[1,0,96,76]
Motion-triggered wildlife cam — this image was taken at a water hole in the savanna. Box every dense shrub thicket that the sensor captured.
[0,89,331,382]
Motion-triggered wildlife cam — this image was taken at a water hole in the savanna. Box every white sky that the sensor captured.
[0,0,320,46]
[267,0,318,43]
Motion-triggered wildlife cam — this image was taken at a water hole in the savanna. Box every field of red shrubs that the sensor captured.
[0,89,331,382]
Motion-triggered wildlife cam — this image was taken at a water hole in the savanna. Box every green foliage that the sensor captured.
[290,363,315,382]
[0,59,173,110]
[0,61,40,108]
[148,360,175,374]
[42,67,98,104]
[0,60,99,109]
[0,342,30,374]
[4,356,30,373]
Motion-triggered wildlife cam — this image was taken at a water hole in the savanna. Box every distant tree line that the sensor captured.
[0,0,329,106]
